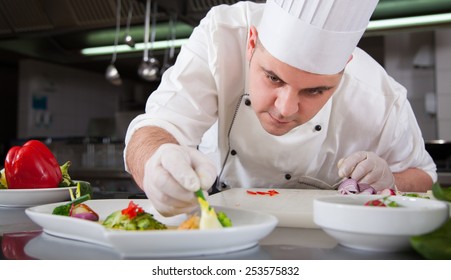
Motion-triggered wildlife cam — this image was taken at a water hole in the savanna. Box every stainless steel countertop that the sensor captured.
[0,205,423,260]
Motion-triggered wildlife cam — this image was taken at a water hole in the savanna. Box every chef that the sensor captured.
[124,0,437,216]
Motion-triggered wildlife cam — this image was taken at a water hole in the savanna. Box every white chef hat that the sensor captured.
[258,0,379,74]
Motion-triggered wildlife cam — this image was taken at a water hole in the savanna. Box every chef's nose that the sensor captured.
[274,89,299,117]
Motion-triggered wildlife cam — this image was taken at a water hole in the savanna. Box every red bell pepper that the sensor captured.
[4,140,62,189]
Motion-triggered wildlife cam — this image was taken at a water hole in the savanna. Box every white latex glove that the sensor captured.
[337,151,395,191]
[143,143,217,217]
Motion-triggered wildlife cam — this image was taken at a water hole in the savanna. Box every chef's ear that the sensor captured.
[247,26,258,61]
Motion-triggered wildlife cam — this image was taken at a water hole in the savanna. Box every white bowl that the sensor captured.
[313,195,449,252]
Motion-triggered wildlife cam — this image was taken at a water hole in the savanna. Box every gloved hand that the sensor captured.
[337,151,395,191]
[142,143,217,217]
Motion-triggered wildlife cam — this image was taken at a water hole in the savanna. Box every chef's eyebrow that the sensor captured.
[262,67,334,92]
[262,68,286,84]
[301,85,334,93]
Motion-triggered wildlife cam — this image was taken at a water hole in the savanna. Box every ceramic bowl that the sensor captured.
[313,195,449,252]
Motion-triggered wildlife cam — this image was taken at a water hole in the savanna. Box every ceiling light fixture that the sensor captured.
[81,38,189,56]
[82,11,451,56]
[367,12,451,32]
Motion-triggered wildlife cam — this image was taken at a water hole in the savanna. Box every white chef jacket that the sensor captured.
[125,2,437,190]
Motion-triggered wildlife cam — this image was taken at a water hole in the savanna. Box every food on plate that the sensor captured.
[50,191,233,231]
[193,189,232,229]
[364,196,400,207]
[0,169,7,189]
[52,193,91,217]
[4,140,62,189]
[69,203,99,221]
[177,215,200,230]
[103,201,167,230]
[1,139,92,195]
[410,182,451,259]
[57,161,93,197]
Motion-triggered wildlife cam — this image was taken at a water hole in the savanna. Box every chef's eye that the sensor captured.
[266,73,281,83]
[306,87,331,95]
[308,89,323,95]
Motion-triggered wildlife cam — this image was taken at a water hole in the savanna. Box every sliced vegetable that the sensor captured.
[402,193,430,199]
[338,178,397,195]
[69,203,99,221]
[121,201,144,219]
[359,183,377,194]
[5,140,62,189]
[338,178,376,195]
[197,196,223,229]
[338,178,360,194]
[195,189,232,229]
[246,189,279,196]
[364,196,400,207]
[217,211,232,227]
[103,201,167,230]
[51,194,91,216]
[377,188,396,196]
[364,199,386,207]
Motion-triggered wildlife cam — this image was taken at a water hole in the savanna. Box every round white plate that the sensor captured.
[25,199,278,258]
[313,195,449,252]
[0,187,76,208]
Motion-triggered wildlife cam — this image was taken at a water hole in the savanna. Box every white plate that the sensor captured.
[313,195,449,252]
[0,187,76,208]
[25,199,278,258]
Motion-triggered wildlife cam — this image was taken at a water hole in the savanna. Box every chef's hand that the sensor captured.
[143,143,217,217]
[337,151,395,191]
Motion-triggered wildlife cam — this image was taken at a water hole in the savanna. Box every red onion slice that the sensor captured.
[71,212,99,221]
[357,183,376,194]
[338,178,360,195]
[69,204,99,221]
[338,178,376,195]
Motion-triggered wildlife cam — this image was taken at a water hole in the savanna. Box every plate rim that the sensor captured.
[0,186,76,208]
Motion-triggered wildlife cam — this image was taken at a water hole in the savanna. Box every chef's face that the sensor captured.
[246,26,345,136]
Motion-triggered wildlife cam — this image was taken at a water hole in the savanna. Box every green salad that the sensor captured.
[102,201,167,231]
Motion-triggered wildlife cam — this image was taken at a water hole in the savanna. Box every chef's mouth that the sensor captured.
[267,112,292,125]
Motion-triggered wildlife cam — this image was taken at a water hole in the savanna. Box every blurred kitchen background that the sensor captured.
[1,0,451,197]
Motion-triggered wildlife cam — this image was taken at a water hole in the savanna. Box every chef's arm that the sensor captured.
[394,168,433,193]
[125,126,178,189]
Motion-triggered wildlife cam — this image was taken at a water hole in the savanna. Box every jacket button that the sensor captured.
[314,125,322,131]
[244,99,251,106]
[285,174,292,180]
[231,149,237,156]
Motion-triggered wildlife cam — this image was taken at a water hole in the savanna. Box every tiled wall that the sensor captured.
[384,31,438,141]
[435,29,451,140]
